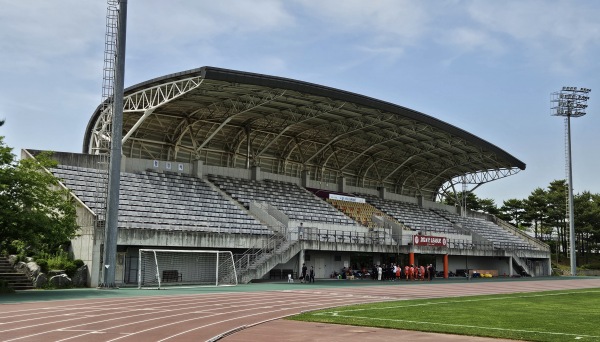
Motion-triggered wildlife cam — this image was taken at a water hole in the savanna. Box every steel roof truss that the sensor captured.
[193,89,286,153]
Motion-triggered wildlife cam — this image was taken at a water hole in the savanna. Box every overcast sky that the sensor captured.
[1,0,599,205]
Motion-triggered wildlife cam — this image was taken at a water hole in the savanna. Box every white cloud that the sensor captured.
[0,1,105,72]
[127,0,295,46]
[465,0,600,70]
[294,0,432,54]
[440,27,504,54]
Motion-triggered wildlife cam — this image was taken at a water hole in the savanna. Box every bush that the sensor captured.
[74,259,84,268]
[36,250,78,276]
[8,240,26,255]
[581,262,600,270]
[64,263,77,278]
[36,259,49,273]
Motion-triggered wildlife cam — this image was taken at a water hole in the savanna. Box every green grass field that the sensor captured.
[289,288,600,341]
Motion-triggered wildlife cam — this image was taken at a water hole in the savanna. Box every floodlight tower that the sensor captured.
[98,0,127,288]
[551,86,591,276]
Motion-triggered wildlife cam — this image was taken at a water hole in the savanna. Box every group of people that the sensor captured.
[370,263,436,281]
[300,263,315,283]
[302,262,437,283]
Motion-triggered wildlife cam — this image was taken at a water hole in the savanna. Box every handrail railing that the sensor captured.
[232,224,549,283]
[494,217,550,251]
[233,231,288,282]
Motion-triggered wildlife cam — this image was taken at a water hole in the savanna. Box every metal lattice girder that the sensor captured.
[89,76,204,154]
[84,66,526,199]
[436,167,522,200]
[122,76,204,112]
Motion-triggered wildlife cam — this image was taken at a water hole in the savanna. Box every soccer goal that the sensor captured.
[138,249,238,289]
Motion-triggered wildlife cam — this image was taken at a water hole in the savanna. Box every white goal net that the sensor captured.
[138,249,238,289]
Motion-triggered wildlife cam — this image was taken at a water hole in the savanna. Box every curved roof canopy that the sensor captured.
[84,66,525,200]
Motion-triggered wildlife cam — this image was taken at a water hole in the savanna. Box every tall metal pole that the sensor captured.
[551,86,591,277]
[565,116,576,276]
[101,0,127,288]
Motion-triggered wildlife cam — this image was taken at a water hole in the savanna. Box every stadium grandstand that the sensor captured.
[23,66,550,287]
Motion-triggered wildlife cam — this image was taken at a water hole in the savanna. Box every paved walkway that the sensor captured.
[220,319,517,342]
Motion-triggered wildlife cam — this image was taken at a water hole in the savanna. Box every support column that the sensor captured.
[443,254,449,279]
[409,252,415,266]
[299,250,305,280]
[193,160,204,178]
[251,165,261,181]
[417,195,423,208]
[337,176,346,193]
[301,170,310,188]
[378,186,386,200]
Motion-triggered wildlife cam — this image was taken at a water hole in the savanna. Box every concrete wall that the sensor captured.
[302,250,358,279]
[70,205,98,287]
[445,255,512,276]
[117,229,267,250]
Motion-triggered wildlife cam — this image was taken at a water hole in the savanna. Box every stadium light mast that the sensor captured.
[551,86,591,277]
[99,0,127,288]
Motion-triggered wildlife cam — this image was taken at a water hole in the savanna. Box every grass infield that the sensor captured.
[288,288,600,341]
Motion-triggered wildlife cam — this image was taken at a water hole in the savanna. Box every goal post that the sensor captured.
[138,249,238,289]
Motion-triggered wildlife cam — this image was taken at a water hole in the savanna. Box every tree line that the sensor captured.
[444,180,600,264]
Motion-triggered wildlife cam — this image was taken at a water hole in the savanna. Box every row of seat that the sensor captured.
[52,165,537,249]
[433,210,535,249]
[51,166,271,234]
[208,174,357,225]
[363,195,457,233]
[327,198,389,228]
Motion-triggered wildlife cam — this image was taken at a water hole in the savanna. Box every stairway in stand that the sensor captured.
[0,257,34,290]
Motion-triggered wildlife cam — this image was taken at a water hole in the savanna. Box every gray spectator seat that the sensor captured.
[50,165,271,234]
[208,175,356,225]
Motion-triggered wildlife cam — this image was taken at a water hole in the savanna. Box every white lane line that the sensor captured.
[320,314,600,339]
[1,294,289,341]
[155,297,386,342]
[53,296,381,342]
[316,289,600,313]
[0,291,289,332]
[5,291,377,342]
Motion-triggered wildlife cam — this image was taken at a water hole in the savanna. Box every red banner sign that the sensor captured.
[413,235,447,247]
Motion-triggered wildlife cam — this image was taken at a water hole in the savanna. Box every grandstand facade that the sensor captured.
[26,66,550,286]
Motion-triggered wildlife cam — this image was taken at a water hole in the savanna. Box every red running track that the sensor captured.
[1,278,599,342]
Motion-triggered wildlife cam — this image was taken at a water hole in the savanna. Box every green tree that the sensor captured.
[0,134,79,255]
[478,198,501,216]
[573,191,600,264]
[545,180,568,257]
[443,191,481,211]
[500,198,526,229]
[523,188,548,239]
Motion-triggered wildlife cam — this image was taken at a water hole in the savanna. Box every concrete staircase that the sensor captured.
[0,257,34,290]
[235,235,301,284]
[509,252,533,277]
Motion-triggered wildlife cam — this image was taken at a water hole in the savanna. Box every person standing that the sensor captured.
[309,266,315,283]
[428,264,435,281]
[377,264,383,281]
[301,263,307,283]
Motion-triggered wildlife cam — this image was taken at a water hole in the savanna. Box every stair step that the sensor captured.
[0,257,35,290]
